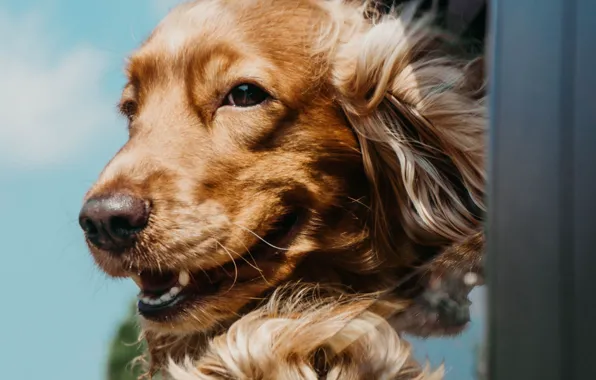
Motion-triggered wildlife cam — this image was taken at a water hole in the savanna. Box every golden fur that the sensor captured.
[81,0,486,378]
[167,285,443,380]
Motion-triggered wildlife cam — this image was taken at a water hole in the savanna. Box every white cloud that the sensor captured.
[0,10,113,169]
[152,0,185,17]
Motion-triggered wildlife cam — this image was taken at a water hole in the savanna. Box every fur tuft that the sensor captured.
[167,285,443,379]
[326,0,485,253]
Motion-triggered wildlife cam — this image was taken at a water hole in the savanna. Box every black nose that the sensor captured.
[79,193,150,252]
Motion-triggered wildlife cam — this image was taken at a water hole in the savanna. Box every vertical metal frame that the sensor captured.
[571,0,596,376]
[487,0,596,379]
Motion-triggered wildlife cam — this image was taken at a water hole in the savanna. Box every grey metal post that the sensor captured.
[486,0,596,379]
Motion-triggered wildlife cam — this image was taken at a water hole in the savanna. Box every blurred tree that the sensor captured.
[106,302,148,380]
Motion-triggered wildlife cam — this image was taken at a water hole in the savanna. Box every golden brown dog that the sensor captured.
[79,0,486,378]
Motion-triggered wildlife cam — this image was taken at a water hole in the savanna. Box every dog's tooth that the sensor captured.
[160,293,173,302]
[178,271,190,287]
[169,286,181,296]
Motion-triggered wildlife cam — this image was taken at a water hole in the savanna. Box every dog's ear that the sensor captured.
[331,4,486,255]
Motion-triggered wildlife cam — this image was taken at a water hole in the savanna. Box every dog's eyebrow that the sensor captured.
[125,53,170,93]
[121,82,136,99]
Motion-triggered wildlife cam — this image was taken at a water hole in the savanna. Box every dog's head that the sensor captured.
[79,0,485,338]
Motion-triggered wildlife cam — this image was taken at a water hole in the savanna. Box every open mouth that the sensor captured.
[134,267,230,318]
[133,254,267,319]
[135,270,194,314]
[133,210,305,321]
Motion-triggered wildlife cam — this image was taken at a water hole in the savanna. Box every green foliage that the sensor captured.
[106,302,147,380]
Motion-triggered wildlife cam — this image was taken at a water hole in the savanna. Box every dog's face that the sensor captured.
[80,0,368,334]
[79,0,485,340]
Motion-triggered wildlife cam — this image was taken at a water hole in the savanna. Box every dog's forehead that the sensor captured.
[124,0,331,100]
[145,0,235,55]
[124,1,248,83]
[138,0,326,58]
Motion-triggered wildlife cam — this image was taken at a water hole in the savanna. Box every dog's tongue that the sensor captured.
[139,271,178,293]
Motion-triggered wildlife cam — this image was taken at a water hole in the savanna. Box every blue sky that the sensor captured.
[0,1,485,379]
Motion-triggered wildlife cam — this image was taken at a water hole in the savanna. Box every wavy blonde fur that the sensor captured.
[167,285,443,380]
[322,0,485,252]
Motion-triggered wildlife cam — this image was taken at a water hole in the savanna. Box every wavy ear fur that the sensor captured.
[328,1,486,263]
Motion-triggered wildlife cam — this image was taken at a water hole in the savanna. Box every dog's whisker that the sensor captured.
[232,223,291,251]
[196,263,212,283]
[215,241,239,293]
[187,262,213,285]
[224,241,264,273]
[206,251,232,278]
[235,240,273,286]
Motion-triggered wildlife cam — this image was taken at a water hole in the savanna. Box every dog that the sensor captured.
[79,0,486,378]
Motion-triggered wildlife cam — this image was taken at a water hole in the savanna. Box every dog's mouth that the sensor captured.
[134,270,195,314]
[133,256,268,319]
[132,210,306,321]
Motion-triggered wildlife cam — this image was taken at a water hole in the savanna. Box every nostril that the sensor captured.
[109,214,146,238]
[80,217,99,236]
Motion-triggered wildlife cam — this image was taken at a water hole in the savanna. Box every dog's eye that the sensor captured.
[120,100,138,121]
[223,83,269,107]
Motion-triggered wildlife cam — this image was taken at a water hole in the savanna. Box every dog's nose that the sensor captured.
[79,193,150,252]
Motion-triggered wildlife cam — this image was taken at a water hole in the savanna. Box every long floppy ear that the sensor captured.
[330,2,486,259]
